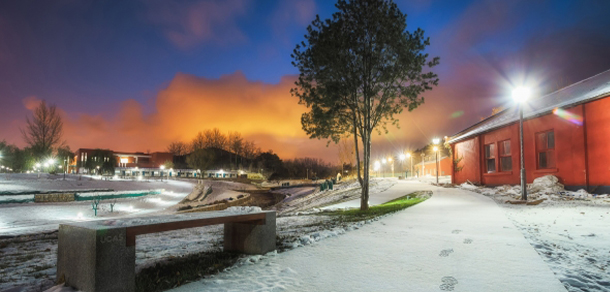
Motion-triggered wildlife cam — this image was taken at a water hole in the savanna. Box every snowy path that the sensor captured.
[322,178,434,209]
[169,183,566,292]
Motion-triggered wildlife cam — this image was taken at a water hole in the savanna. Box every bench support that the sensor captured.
[56,211,276,292]
[224,211,276,254]
[57,226,135,292]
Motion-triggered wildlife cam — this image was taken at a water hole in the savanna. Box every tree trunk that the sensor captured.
[360,130,371,211]
[352,120,363,187]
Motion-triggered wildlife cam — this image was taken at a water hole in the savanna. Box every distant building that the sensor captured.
[71,148,256,179]
[416,155,451,177]
[447,69,610,193]
[72,148,173,174]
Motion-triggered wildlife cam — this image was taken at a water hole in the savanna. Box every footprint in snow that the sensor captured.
[439,276,458,291]
[463,238,473,244]
[439,249,454,257]
[451,230,462,234]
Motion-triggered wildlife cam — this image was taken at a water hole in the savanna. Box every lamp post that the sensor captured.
[399,154,406,178]
[160,165,165,182]
[433,146,439,185]
[407,153,412,179]
[512,87,531,201]
[388,157,394,177]
[420,153,425,178]
[63,159,67,180]
[433,138,441,185]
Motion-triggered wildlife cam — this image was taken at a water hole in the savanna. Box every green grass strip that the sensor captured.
[322,191,428,222]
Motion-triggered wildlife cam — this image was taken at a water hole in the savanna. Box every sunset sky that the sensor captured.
[2,0,610,163]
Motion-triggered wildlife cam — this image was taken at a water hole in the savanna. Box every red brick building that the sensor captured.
[416,156,452,177]
[448,69,610,193]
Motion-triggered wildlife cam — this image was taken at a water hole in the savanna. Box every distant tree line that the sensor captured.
[167,129,336,180]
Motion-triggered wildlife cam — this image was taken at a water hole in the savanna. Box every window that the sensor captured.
[536,131,556,169]
[499,140,512,172]
[485,143,496,173]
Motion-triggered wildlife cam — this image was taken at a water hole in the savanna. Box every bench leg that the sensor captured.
[57,225,135,292]
[224,212,276,255]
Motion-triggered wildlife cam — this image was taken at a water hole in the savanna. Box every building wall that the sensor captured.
[479,124,520,185]
[451,102,597,189]
[585,97,610,188]
[418,156,451,177]
[453,137,481,184]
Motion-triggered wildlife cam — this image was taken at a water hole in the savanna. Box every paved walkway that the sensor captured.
[171,182,566,292]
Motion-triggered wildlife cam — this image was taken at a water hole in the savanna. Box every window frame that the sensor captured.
[484,143,496,173]
[535,130,556,170]
[499,139,512,172]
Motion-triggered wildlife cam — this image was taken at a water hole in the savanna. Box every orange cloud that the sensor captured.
[61,71,337,160]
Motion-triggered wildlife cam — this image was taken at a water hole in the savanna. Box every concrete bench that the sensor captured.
[56,210,276,292]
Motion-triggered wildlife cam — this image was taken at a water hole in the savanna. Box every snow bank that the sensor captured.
[459,175,610,203]
[0,194,35,204]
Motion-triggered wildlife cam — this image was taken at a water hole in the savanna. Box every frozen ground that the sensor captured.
[459,176,610,292]
[169,182,566,292]
[0,174,195,236]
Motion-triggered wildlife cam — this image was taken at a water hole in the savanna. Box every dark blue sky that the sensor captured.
[2,0,610,161]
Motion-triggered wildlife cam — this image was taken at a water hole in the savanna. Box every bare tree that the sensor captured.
[21,100,64,158]
[167,141,190,155]
[191,132,206,151]
[228,131,243,167]
[204,128,227,150]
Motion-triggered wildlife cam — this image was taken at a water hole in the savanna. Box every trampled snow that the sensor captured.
[169,183,567,292]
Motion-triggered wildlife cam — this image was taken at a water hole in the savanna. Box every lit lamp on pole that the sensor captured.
[406,153,412,179]
[399,153,406,177]
[432,138,441,185]
[512,86,531,201]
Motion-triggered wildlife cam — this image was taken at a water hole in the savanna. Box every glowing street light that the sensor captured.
[513,86,531,201]
[406,153,412,178]
[432,138,441,145]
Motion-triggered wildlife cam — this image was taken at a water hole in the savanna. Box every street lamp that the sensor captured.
[406,153,412,178]
[433,146,439,185]
[512,86,531,201]
[160,165,165,181]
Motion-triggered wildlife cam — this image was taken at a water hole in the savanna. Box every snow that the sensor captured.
[179,180,255,208]
[277,178,394,215]
[3,175,607,292]
[0,177,194,236]
[459,176,610,292]
[168,184,567,292]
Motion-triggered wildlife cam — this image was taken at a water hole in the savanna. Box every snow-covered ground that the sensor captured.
[458,176,610,292]
[168,183,567,292]
[0,175,195,236]
[275,178,395,214]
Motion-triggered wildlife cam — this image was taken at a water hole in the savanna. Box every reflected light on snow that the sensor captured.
[76,212,84,221]
[553,108,583,126]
